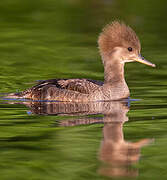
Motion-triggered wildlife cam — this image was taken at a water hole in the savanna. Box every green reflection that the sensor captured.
[0,0,167,179]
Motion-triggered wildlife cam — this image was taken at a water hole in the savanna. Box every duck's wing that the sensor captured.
[8,78,103,101]
[33,78,103,94]
[57,79,103,94]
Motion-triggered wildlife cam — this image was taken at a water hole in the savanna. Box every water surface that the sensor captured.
[0,0,167,179]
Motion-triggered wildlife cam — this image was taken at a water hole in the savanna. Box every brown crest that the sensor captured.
[98,21,141,55]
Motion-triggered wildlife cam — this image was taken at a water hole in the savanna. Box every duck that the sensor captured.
[6,21,155,102]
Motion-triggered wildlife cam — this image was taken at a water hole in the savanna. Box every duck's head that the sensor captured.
[98,21,155,67]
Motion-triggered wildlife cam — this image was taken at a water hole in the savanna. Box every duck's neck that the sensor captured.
[103,57,125,85]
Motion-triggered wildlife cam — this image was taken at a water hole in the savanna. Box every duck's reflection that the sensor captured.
[7,100,153,178]
[99,119,152,177]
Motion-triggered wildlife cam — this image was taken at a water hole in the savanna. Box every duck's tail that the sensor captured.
[2,92,24,100]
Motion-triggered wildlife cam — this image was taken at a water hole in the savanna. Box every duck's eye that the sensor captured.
[128,47,133,52]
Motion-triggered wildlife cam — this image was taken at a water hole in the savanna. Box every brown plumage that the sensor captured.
[6,21,155,102]
[98,21,141,56]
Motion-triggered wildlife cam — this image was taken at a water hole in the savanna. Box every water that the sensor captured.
[0,0,167,179]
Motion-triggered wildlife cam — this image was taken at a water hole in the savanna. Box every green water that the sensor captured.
[0,0,167,179]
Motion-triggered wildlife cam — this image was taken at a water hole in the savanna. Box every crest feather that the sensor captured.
[98,21,141,55]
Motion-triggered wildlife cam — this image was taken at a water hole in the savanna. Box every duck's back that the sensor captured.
[12,78,104,101]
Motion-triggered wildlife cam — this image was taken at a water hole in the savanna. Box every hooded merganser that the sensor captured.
[6,21,155,102]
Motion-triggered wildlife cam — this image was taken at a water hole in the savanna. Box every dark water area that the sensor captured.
[0,0,167,179]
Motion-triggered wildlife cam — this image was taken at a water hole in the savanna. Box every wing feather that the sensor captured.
[18,78,103,100]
